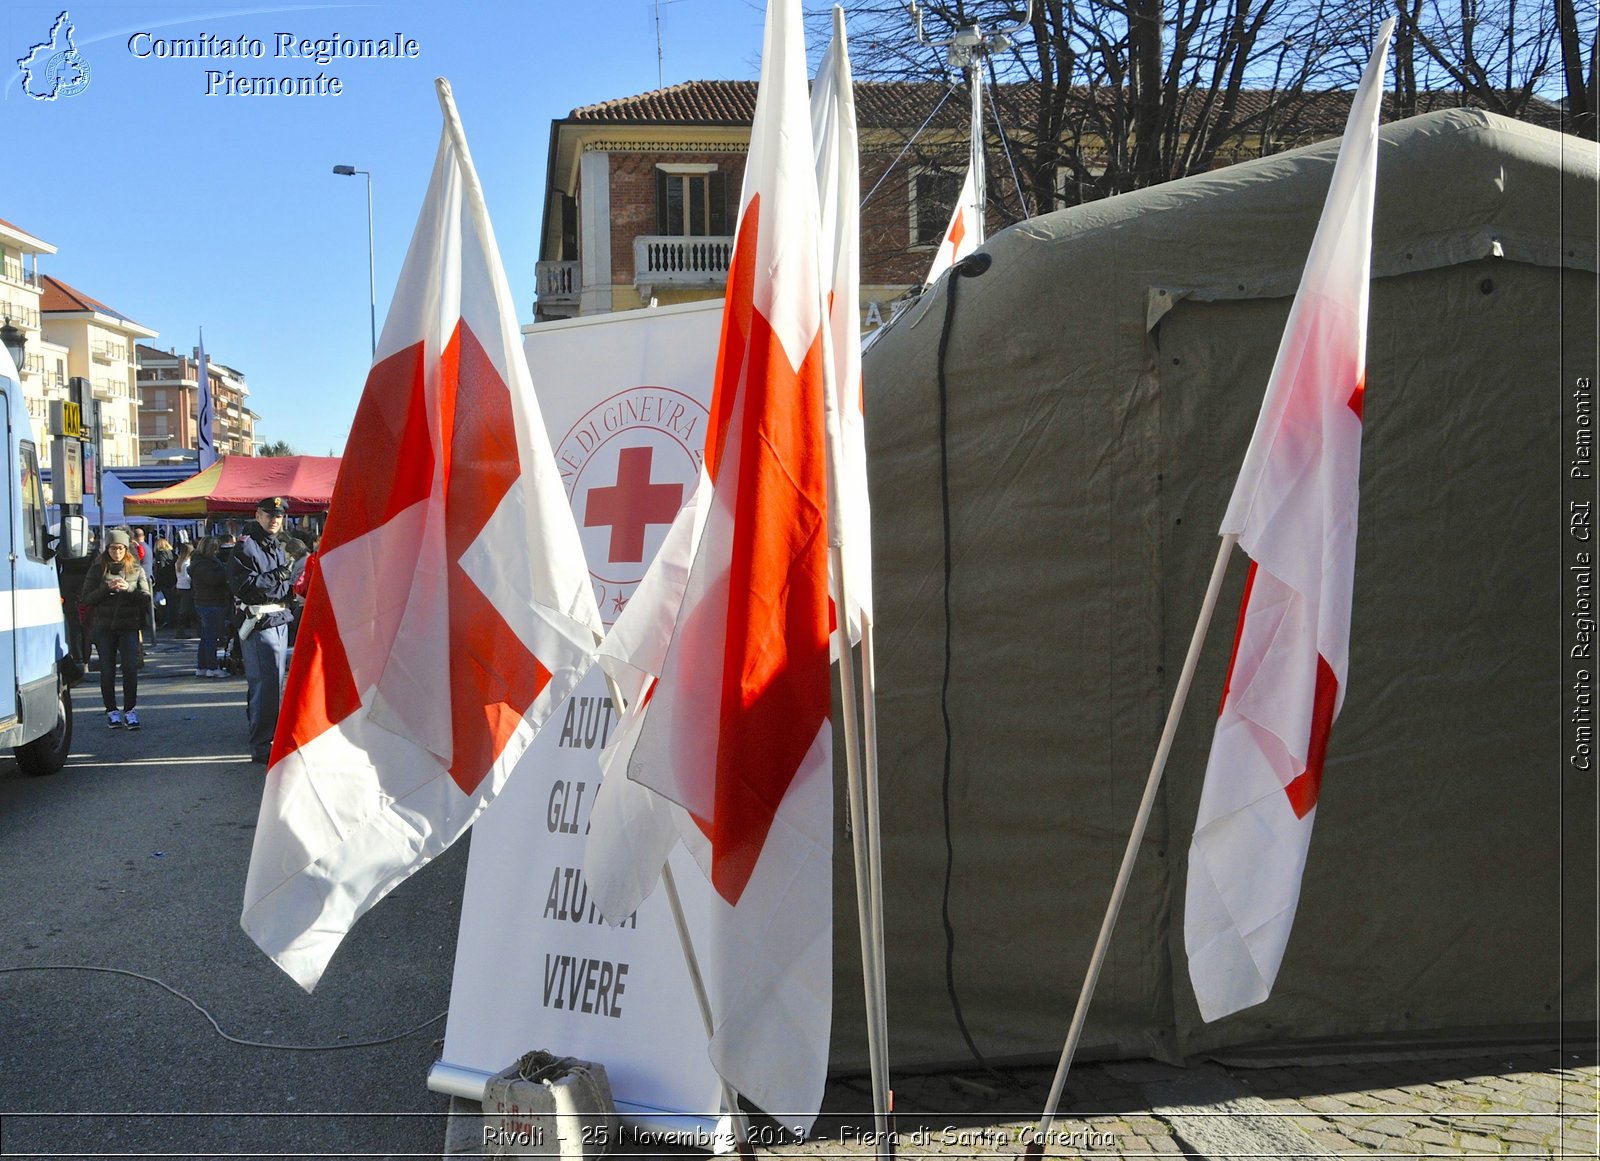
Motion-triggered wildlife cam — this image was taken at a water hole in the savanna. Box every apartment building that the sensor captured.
[533,81,969,330]
[38,275,156,469]
[0,217,70,454]
[136,344,258,461]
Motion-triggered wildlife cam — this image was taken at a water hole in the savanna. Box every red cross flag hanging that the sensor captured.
[1184,20,1393,1022]
[923,163,979,285]
[241,79,603,993]
[582,0,834,1133]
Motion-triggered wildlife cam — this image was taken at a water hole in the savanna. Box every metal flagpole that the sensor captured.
[909,1,1033,246]
[966,56,986,248]
[1024,533,1238,1156]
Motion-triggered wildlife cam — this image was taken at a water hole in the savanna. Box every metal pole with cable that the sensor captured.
[908,0,1033,241]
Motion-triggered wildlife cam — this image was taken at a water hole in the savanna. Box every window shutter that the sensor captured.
[710,171,728,235]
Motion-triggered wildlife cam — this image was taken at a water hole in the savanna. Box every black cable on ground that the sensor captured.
[0,964,445,1051]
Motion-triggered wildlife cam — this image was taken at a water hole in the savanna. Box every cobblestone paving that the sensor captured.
[1228,1049,1599,1160]
[449,1044,1597,1158]
[503,1044,1597,1159]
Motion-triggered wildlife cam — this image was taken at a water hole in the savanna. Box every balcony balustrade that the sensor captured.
[633,235,733,297]
[535,260,580,306]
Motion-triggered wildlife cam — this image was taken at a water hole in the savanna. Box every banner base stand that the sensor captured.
[431,1063,732,1155]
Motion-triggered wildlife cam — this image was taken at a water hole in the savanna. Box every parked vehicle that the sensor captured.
[0,353,83,776]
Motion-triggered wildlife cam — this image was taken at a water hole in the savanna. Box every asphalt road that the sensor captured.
[0,639,466,1158]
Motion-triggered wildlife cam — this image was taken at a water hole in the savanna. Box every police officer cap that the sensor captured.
[257,497,288,515]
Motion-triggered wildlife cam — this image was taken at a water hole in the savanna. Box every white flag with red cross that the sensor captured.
[1184,21,1393,1022]
[241,81,602,993]
[924,163,980,285]
[581,0,833,1132]
[812,5,873,638]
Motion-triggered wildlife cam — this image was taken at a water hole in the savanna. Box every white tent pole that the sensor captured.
[1026,533,1238,1154]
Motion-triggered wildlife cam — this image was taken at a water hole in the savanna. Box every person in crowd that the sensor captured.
[227,498,295,764]
[189,537,232,677]
[153,536,178,627]
[56,537,95,667]
[79,529,152,730]
[131,527,152,576]
[173,541,195,638]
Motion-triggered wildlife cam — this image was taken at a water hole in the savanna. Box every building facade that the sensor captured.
[5,213,276,471]
[533,81,970,331]
[38,276,156,469]
[0,217,68,457]
[136,344,258,462]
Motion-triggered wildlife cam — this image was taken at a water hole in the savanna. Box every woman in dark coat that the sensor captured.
[188,536,233,678]
[79,528,153,730]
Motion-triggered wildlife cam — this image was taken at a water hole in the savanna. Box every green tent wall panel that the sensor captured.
[840,109,1598,1072]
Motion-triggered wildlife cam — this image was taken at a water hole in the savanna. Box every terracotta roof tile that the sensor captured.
[566,79,1563,135]
[568,80,966,129]
[39,274,144,327]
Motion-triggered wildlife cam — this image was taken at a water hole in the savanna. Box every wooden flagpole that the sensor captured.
[858,611,892,1120]
[1025,533,1237,1155]
[660,865,757,1160]
[831,554,894,1146]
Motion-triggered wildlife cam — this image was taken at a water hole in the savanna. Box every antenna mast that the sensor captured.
[655,0,665,87]
[909,1,1034,246]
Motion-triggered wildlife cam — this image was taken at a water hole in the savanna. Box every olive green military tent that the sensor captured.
[842,109,1598,1071]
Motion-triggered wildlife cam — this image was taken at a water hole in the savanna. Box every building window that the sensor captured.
[656,165,727,237]
[1054,160,1108,209]
[912,167,964,248]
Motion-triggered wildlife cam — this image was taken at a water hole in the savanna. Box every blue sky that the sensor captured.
[2,1,787,457]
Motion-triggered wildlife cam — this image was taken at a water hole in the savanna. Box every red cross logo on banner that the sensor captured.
[584,445,684,564]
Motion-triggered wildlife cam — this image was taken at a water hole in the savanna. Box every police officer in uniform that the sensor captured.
[229,497,295,763]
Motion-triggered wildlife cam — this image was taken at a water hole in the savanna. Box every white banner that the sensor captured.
[430,301,727,1140]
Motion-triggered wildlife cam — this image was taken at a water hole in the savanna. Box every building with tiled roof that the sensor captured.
[533,79,1566,327]
[536,80,971,325]
[136,343,257,463]
[0,218,64,441]
[39,274,156,467]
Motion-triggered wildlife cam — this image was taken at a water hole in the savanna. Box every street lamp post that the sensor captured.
[1,316,27,374]
[332,165,376,355]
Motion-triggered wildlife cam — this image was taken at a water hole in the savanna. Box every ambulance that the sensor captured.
[0,344,78,776]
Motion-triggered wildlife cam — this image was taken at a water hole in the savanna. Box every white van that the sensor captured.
[0,349,77,776]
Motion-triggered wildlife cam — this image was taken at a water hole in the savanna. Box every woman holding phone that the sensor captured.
[80,528,153,730]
